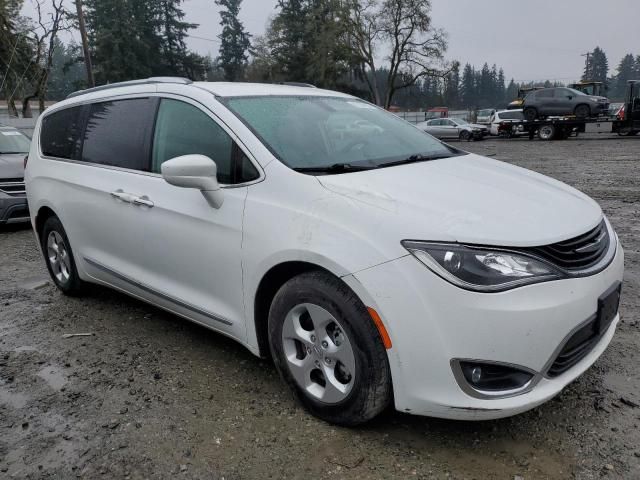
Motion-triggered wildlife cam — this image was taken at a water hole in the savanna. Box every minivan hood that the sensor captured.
[0,153,26,180]
[318,153,602,247]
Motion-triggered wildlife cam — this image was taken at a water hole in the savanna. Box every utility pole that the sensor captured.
[581,52,591,80]
[75,0,95,87]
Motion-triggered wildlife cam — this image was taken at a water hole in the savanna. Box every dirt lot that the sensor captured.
[1,135,639,479]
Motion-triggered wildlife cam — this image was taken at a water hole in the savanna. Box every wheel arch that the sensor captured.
[574,103,591,114]
[253,261,339,358]
[35,205,58,239]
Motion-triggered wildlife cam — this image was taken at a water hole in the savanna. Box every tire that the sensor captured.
[41,216,87,295]
[538,124,556,141]
[574,104,590,119]
[268,271,392,426]
[459,130,471,141]
[523,107,537,122]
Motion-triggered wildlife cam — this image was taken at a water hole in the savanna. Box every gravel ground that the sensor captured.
[1,135,639,479]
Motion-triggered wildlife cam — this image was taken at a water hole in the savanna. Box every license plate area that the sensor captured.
[596,282,621,335]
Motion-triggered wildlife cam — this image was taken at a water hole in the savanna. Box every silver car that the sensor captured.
[416,118,488,141]
[0,126,30,225]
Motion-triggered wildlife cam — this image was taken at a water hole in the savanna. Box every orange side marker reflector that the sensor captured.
[367,307,392,350]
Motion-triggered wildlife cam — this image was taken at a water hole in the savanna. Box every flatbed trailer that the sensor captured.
[505,115,627,140]
[501,80,640,140]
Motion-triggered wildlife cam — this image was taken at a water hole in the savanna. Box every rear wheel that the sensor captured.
[538,124,556,141]
[574,104,590,119]
[41,216,87,295]
[268,271,392,426]
[523,107,537,122]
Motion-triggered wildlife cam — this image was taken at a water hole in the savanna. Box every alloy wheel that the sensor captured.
[47,231,71,284]
[281,303,356,404]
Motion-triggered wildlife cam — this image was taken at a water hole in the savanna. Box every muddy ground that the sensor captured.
[1,135,639,479]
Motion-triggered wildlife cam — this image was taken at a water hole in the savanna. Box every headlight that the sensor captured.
[401,241,564,292]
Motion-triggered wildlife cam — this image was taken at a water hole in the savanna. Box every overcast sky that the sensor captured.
[23,0,640,83]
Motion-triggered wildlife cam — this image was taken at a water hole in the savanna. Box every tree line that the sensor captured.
[2,0,639,117]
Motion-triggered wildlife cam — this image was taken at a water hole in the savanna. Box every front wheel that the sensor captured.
[41,216,87,295]
[574,104,590,119]
[459,130,472,141]
[268,271,392,426]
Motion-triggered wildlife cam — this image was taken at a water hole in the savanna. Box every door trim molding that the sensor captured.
[83,256,233,326]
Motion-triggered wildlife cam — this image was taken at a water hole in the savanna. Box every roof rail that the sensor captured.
[278,82,317,88]
[66,77,193,99]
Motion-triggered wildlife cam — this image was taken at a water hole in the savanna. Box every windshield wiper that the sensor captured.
[377,153,457,169]
[293,163,377,174]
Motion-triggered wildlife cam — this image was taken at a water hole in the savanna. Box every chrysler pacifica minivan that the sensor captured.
[26,78,623,425]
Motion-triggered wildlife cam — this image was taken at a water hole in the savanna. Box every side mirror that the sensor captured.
[161,154,224,209]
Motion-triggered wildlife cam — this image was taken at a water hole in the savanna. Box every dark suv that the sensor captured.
[0,126,30,225]
[522,87,610,121]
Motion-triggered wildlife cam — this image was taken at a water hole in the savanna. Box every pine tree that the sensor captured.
[269,0,309,82]
[460,63,475,108]
[303,0,353,89]
[215,0,251,81]
[496,68,506,106]
[158,0,197,76]
[478,63,491,107]
[614,54,636,100]
[443,61,460,109]
[505,79,518,103]
[84,0,202,84]
[85,0,161,83]
[583,47,608,83]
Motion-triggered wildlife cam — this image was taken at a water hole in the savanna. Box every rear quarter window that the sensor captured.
[81,98,157,171]
[40,106,84,159]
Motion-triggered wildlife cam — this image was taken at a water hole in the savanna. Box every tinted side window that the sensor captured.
[82,98,157,170]
[537,90,554,98]
[152,99,258,184]
[41,106,84,159]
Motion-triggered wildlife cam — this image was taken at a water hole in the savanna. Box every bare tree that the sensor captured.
[20,0,69,117]
[348,0,448,109]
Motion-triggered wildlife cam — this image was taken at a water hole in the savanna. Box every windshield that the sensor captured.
[222,96,459,171]
[452,118,469,125]
[478,110,493,116]
[0,130,30,154]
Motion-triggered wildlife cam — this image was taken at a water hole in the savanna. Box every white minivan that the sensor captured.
[26,78,624,425]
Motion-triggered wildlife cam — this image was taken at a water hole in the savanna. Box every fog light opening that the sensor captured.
[459,361,533,392]
[471,366,482,384]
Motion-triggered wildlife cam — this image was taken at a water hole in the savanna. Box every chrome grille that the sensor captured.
[0,179,26,196]
[523,220,610,271]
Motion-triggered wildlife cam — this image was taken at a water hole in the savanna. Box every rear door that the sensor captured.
[69,96,160,286]
[554,88,575,115]
[36,90,160,292]
[534,89,556,115]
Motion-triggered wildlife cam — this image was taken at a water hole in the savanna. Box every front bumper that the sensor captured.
[344,239,624,420]
[0,194,29,224]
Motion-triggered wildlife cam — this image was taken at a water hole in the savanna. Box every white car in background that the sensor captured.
[416,117,488,141]
[489,109,526,136]
[26,78,624,425]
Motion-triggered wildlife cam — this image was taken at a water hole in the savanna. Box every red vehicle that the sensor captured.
[425,107,449,119]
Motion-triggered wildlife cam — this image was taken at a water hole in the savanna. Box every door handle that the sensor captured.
[132,196,154,208]
[110,190,136,203]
